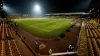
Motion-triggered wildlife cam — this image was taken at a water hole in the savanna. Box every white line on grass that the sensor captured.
[18,22,60,32]
[16,20,72,33]
[18,22,50,32]
[28,23,68,32]
[29,25,50,32]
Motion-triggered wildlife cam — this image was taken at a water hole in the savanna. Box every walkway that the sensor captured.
[77,21,88,56]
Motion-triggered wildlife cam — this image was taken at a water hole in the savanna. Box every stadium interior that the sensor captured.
[0,0,100,56]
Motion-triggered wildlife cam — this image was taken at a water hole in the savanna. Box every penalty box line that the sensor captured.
[18,22,51,32]
[17,21,65,32]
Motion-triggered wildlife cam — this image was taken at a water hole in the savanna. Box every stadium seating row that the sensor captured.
[86,21,100,56]
[92,30,98,38]
[86,23,96,29]
[88,29,93,37]
[91,38,100,56]
[87,38,95,56]
[0,21,24,56]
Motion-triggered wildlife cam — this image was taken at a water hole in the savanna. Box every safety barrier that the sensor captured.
[16,32,38,56]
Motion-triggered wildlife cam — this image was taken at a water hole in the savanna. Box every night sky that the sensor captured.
[3,0,92,14]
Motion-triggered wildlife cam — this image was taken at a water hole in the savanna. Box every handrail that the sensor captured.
[51,52,77,56]
[8,26,23,56]
[75,21,82,50]
[17,32,38,56]
[6,25,15,56]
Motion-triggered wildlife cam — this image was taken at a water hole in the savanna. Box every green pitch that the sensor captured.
[12,18,75,38]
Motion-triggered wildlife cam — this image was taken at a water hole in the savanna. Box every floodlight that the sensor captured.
[3,5,14,15]
[3,5,8,10]
[33,3,42,16]
[35,4,41,12]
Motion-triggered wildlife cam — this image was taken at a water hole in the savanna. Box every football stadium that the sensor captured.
[0,0,100,56]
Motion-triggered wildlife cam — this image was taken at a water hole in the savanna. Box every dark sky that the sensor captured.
[3,0,92,14]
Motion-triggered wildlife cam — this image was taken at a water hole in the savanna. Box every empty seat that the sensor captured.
[88,29,93,37]
[88,38,95,56]
[86,29,89,37]
[92,38,100,56]
[92,30,98,38]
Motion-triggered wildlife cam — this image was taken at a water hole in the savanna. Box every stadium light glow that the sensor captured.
[3,5,8,10]
[33,3,42,16]
[3,5,15,15]
[35,4,41,12]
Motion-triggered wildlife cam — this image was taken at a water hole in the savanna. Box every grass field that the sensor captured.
[12,18,76,38]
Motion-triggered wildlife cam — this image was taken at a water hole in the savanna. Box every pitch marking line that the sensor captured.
[18,22,67,32]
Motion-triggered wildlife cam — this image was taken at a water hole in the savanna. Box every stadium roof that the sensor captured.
[45,12,91,16]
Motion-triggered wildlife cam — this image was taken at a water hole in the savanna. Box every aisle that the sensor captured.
[77,21,88,56]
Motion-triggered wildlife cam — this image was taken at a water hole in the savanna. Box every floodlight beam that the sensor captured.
[33,3,42,16]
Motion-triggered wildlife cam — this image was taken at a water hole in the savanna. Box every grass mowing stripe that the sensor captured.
[18,22,49,32]
[15,21,72,32]
[12,18,74,38]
